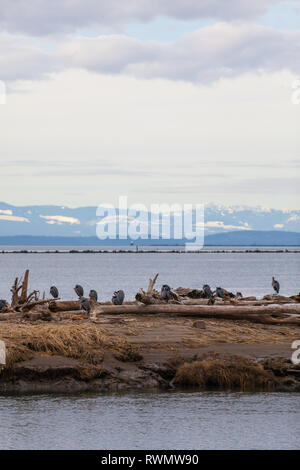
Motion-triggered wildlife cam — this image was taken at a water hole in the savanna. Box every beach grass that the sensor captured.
[0,323,142,367]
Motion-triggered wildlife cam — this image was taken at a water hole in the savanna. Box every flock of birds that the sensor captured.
[49,277,281,313]
[0,276,281,314]
[162,277,280,304]
[49,284,125,314]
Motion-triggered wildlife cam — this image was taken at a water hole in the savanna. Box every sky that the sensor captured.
[0,0,299,210]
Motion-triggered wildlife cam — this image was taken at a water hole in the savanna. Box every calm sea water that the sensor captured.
[0,247,299,300]
[0,247,299,450]
[0,391,299,450]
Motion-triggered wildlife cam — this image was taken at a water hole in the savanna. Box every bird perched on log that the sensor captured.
[74,284,84,298]
[216,287,225,299]
[203,284,213,299]
[112,290,125,305]
[0,299,7,312]
[272,277,280,294]
[235,292,243,299]
[161,284,171,303]
[50,286,59,299]
[80,298,91,314]
[89,289,98,302]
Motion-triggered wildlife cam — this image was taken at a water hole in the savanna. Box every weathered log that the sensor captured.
[48,300,138,312]
[0,312,23,321]
[49,300,80,312]
[147,273,159,295]
[10,276,23,307]
[50,306,300,326]
[48,300,300,316]
[175,287,205,298]
[263,294,294,302]
[135,273,162,304]
[181,298,297,306]
[10,269,41,310]
[135,290,162,304]
[21,298,55,313]
[20,269,29,303]
[93,304,299,326]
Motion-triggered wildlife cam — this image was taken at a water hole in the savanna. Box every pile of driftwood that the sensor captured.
[1,271,300,326]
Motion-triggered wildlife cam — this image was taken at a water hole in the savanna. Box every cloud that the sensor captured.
[0,215,29,222]
[0,34,53,82]
[56,24,300,83]
[2,23,300,84]
[1,67,298,209]
[0,1,290,36]
[40,215,80,224]
[274,223,284,228]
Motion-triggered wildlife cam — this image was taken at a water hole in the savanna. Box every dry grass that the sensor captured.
[0,323,142,367]
[174,354,275,391]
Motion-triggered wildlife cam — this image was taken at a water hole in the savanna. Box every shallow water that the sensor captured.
[0,391,299,450]
[0,249,299,300]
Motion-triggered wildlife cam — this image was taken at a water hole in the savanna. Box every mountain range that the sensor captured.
[0,201,299,245]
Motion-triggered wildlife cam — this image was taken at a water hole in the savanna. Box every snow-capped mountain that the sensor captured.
[0,201,299,237]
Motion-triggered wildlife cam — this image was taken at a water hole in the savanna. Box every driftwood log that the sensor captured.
[45,300,300,326]
[3,271,300,327]
[49,307,300,326]
[135,273,180,304]
[6,270,58,313]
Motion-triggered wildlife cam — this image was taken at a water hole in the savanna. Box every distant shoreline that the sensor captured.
[1,248,300,254]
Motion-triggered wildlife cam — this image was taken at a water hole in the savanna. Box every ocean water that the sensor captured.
[0,248,299,301]
[0,391,299,450]
[0,248,299,450]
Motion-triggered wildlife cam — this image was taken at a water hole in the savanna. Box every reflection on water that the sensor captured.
[0,391,299,450]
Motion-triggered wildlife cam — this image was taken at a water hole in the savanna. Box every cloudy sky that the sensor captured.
[0,0,299,209]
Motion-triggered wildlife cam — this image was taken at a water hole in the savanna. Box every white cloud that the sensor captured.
[0,69,299,209]
[40,215,80,224]
[2,23,300,83]
[0,34,53,82]
[274,223,284,228]
[0,215,29,222]
[0,0,290,36]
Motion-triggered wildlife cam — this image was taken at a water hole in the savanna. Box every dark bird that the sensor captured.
[236,292,243,299]
[0,300,7,312]
[50,286,59,299]
[74,284,84,298]
[112,290,125,305]
[89,289,98,302]
[80,298,91,314]
[203,284,213,298]
[216,287,225,299]
[272,277,280,294]
[161,284,171,303]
